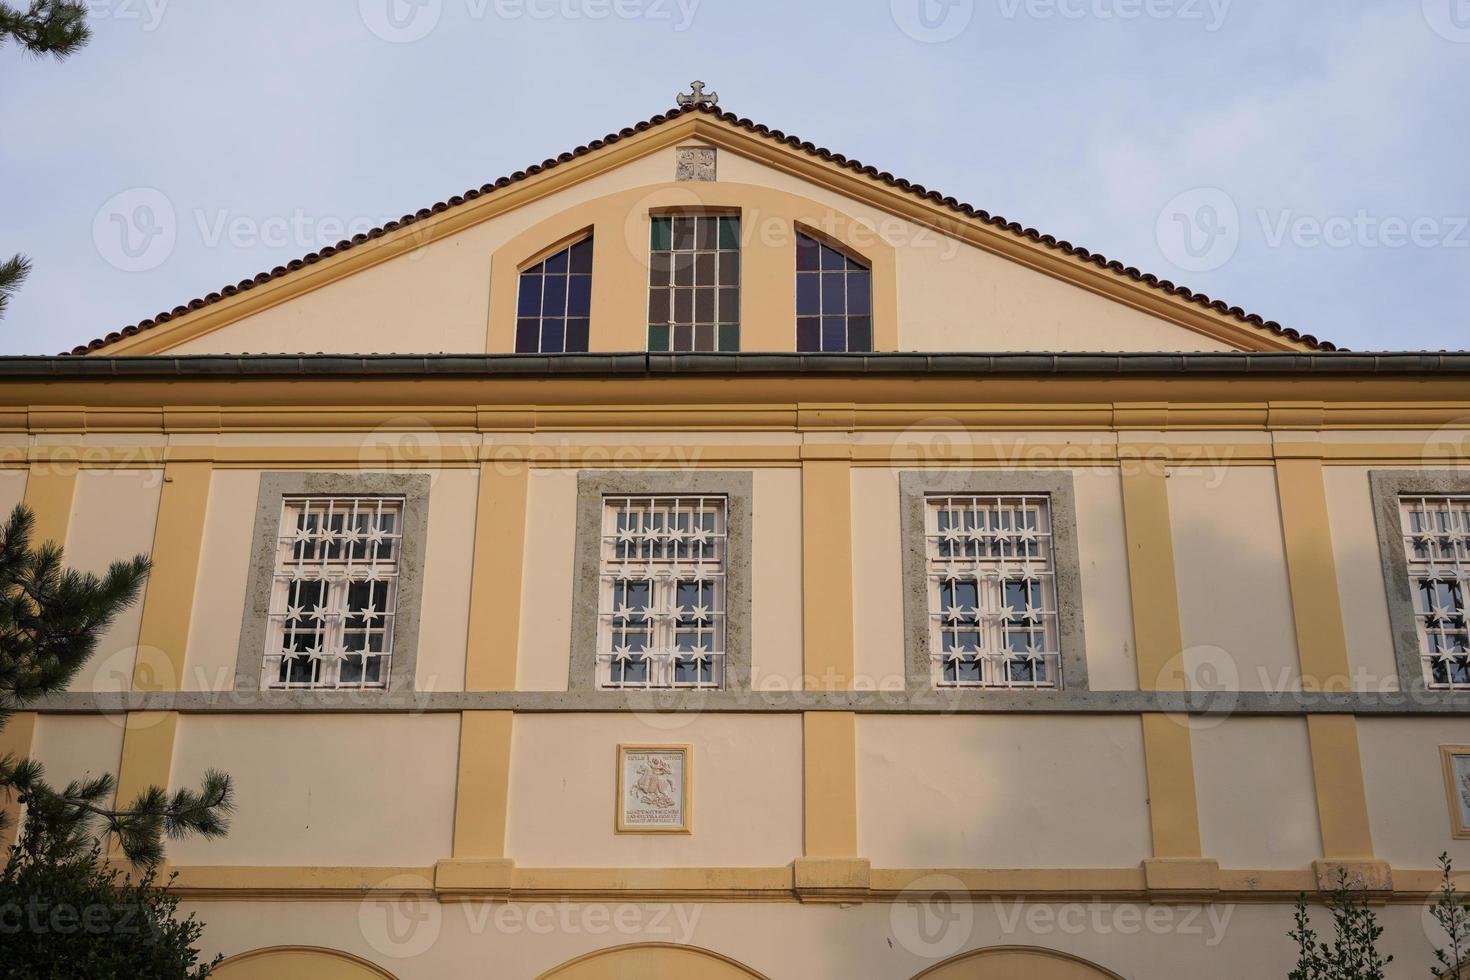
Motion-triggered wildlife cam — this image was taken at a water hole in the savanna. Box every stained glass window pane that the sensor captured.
[515,238,593,353]
[793,233,872,353]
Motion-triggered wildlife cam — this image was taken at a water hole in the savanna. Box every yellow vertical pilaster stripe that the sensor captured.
[451,711,515,859]
[1275,457,1353,690]
[802,711,858,858]
[1275,455,1376,860]
[0,712,38,848]
[109,712,179,862]
[22,464,78,550]
[800,452,854,690]
[1306,714,1376,859]
[132,461,213,691]
[463,462,528,691]
[796,450,863,890]
[1119,461,1203,859]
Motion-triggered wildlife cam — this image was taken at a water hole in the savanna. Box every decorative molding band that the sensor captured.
[161,860,1451,904]
[26,688,1470,716]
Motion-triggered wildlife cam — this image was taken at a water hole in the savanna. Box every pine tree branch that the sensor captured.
[0,1,91,59]
[0,253,30,320]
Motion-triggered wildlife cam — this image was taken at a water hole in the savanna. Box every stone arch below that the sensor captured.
[912,945,1125,980]
[213,945,398,980]
[537,942,770,979]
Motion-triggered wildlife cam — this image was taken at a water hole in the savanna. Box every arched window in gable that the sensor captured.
[795,232,872,353]
[516,236,593,353]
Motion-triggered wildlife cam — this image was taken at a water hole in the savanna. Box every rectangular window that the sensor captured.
[263,496,403,690]
[597,495,727,688]
[1398,495,1470,689]
[923,494,1060,688]
[648,214,740,353]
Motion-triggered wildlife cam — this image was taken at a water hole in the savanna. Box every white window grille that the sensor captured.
[923,494,1061,689]
[597,495,727,689]
[263,496,403,690]
[1398,495,1470,690]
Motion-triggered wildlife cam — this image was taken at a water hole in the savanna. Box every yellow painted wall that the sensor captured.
[1168,465,1301,692]
[505,714,802,869]
[855,716,1152,868]
[167,714,459,867]
[1191,717,1323,869]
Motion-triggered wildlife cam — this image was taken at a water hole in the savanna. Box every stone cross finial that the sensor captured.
[677,80,719,108]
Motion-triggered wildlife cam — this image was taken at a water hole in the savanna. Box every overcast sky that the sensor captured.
[2,0,1467,354]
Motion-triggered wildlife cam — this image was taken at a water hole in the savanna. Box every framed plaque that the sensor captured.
[616,745,692,834]
[1442,745,1470,839]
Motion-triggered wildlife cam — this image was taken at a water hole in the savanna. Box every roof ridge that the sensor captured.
[66,102,1336,355]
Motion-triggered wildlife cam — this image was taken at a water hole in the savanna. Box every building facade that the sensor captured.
[4,97,1470,978]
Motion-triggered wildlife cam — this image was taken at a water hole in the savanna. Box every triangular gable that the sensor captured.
[68,104,1334,355]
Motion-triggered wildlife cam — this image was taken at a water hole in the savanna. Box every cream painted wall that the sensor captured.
[168,714,459,867]
[851,467,905,690]
[178,467,473,693]
[1322,465,1402,691]
[0,468,25,514]
[1191,717,1322,869]
[413,468,476,691]
[856,716,1152,868]
[715,151,1240,354]
[29,714,125,799]
[1169,465,1301,692]
[505,714,802,869]
[1072,468,1138,692]
[152,137,1239,357]
[848,465,1141,692]
[183,468,257,691]
[61,469,162,692]
[751,468,803,689]
[1358,718,1470,869]
[517,468,577,692]
[163,151,678,356]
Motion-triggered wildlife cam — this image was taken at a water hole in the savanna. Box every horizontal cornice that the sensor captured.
[11,351,1470,380]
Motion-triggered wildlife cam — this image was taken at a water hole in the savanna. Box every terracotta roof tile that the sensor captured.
[68,103,1336,355]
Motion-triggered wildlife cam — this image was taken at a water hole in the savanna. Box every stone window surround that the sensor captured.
[1369,470,1470,694]
[233,472,431,694]
[899,470,1090,695]
[570,470,753,698]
